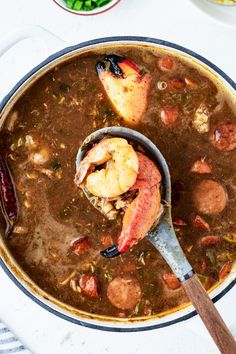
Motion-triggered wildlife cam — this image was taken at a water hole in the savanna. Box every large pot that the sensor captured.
[0,28,235,332]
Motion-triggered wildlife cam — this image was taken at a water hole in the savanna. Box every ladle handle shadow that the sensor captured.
[148,217,236,354]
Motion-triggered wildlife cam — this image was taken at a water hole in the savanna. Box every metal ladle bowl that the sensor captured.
[76,126,192,280]
[76,126,236,354]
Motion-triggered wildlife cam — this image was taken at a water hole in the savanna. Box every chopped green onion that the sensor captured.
[133,300,145,315]
[73,0,83,10]
[65,0,76,9]
[197,274,208,286]
[63,0,113,11]
[223,233,236,244]
[97,0,112,5]
[206,251,217,266]
[217,252,236,262]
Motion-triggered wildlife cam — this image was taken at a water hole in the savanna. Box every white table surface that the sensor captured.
[0,0,236,353]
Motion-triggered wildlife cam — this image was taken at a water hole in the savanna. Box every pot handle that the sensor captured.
[0,25,65,58]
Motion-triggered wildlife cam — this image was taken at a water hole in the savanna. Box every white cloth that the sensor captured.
[0,322,31,354]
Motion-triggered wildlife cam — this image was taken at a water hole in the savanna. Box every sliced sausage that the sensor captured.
[210,122,236,151]
[190,159,212,174]
[107,276,141,310]
[173,217,187,227]
[162,273,181,290]
[198,235,221,247]
[193,179,228,215]
[70,236,91,255]
[169,78,185,91]
[184,77,198,89]
[219,262,232,280]
[191,214,210,232]
[160,107,179,127]
[158,56,175,72]
[79,274,100,298]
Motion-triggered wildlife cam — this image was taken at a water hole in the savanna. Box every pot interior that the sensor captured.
[0,38,236,330]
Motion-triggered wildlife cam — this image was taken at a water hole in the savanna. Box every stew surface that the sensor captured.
[1,45,236,318]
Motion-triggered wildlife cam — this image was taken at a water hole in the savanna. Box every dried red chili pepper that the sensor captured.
[0,153,19,236]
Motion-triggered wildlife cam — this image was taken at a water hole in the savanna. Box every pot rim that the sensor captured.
[0,36,236,332]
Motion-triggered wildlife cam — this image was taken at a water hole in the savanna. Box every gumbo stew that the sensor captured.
[0,45,236,318]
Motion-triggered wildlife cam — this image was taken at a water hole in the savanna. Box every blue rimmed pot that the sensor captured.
[0,30,236,332]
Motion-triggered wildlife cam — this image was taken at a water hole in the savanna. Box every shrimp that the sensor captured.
[75,141,162,254]
[96,55,151,126]
[75,138,139,198]
[117,152,162,253]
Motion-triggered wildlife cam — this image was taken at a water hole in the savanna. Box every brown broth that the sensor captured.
[1,45,236,318]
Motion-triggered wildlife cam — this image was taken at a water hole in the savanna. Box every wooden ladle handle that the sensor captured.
[182,274,236,354]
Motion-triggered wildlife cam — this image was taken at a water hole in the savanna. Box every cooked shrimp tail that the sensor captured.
[75,137,139,198]
[75,139,162,257]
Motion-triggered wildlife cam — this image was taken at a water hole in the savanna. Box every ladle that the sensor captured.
[76,127,236,353]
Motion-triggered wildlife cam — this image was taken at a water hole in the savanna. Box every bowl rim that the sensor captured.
[0,36,236,332]
[52,0,122,16]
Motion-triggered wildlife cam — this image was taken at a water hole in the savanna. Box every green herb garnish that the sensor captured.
[206,251,217,266]
[64,0,113,11]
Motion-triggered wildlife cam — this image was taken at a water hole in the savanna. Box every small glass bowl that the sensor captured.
[53,0,121,16]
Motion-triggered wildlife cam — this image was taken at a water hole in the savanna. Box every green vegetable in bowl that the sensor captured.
[64,0,113,11]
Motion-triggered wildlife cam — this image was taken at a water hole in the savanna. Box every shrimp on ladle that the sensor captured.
[75,137,162,255]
